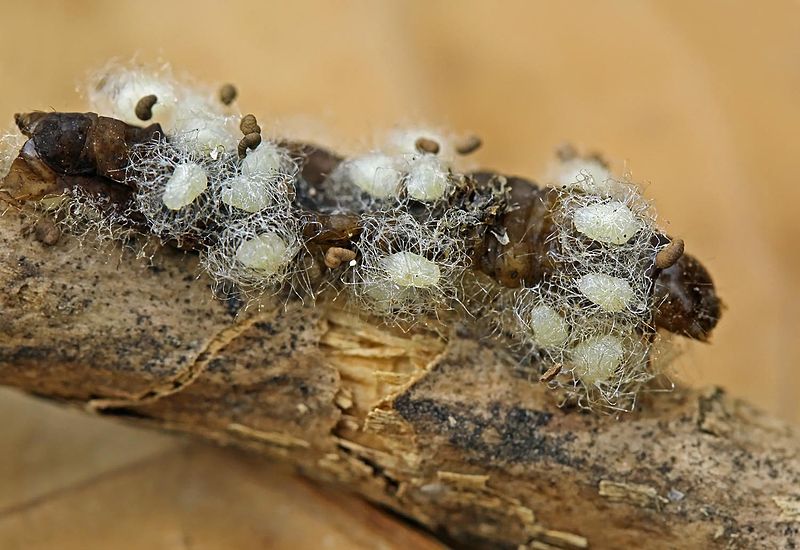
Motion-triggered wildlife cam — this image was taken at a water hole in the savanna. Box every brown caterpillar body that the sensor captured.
[15,112,161,184]
[2,111,721,341]
[470,173,559,288]
[652,254,721,341]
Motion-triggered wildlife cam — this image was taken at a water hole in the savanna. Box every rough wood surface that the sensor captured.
[1,207,798,549]
[4,0,800,424]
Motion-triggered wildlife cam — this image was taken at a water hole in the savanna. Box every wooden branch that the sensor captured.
[1,207,798,549]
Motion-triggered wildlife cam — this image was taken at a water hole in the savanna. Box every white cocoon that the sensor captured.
[364,280,413,308]
[558,158,608,187]
[385,128,449,157]
[173,113,239,155]
[406,155,448,201]
[102,75,178,127]
[221,175,273,213]
[573,201,641,245]
[235,232,290,275]
[381,252,441,288]
[577,273,634,312]
[571,335,624,385]
[242,143,284,176]
[347,154,402,198]
[528,305,570,347]
[555,158,621,197]
[162,163,208,210]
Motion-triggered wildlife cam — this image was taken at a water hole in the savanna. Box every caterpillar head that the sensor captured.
[652,253,722,341]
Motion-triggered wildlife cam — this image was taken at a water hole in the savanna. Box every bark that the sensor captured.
[1,207,798,549]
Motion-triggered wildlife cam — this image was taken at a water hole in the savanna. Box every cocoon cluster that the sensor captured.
[515,157,661,410]
[68,63,303,296]
[516,286,653,409]
[131,134,302,296]
[87,62,241,158]
[11,62,690,414]
[350,211,469,322]
[328,128,457,207]
[129,133,295,251]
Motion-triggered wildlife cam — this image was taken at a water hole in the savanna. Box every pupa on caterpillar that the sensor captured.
[0,65,722,411]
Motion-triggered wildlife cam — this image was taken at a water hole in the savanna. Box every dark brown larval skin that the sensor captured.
[652,254,722,341]
[2,111,722,341]
[469,171,721,341]
[15,111,162,185]
[471,173,560,289]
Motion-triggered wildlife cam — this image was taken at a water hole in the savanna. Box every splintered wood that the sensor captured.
[0,208,798,549]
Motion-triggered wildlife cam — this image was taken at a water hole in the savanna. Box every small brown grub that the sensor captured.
[134,95,158,121]
[219,83,238,106]
[240,114,261,136]
[237,132,262,159]
[655,239,685,270]
[415,137,440,155]
[324,247,357,269]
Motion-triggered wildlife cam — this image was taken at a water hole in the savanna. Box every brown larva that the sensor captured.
[0,60,723,413]
[2,110,720,342]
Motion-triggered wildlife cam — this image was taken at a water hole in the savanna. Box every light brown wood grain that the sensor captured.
[1,203,798,548]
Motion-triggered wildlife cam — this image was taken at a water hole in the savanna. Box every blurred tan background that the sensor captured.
[1,1,799,548]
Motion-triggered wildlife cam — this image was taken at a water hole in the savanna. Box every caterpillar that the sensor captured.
[0,64,721,412]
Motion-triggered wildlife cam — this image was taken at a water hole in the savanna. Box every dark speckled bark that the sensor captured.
[0,206,798,549]
[0,145,796,548]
